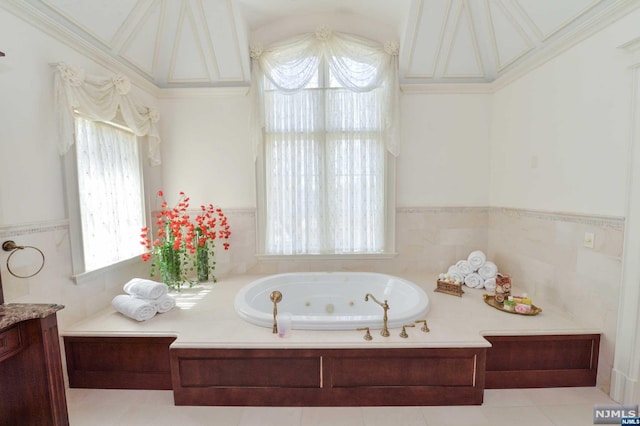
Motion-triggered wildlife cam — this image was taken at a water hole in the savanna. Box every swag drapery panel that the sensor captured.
[52,62,161,165]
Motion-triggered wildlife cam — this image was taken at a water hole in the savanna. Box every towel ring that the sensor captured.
[2,240,45,278]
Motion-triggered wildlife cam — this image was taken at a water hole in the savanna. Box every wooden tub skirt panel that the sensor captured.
[64,336,176,390]
[170,347,486,406]
[484,334,600,389]
[63,333,601,405]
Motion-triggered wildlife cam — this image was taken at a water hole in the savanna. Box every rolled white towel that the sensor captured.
[446,265,465,284]
[112,295,157,321]
[478,261,498,280]
[123,278,168,299]
[155,294,176,313]
[455,260,474,276]
[464,273,484,289]
[484,277,497,291]
[467,250,486,271]
[136,294,176,314]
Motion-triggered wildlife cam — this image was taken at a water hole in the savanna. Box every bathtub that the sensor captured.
[234,272,430,330]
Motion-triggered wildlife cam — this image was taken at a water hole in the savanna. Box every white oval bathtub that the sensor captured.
[234,272,430,330]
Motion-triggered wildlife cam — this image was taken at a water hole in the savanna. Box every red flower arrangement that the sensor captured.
[140,190,231,289]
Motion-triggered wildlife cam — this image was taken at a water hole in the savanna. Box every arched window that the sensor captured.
[251,29,400,255]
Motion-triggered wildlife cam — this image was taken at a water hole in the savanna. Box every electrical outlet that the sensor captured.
[584,232,595,248]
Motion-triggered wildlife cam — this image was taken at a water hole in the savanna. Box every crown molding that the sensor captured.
[1,0,162,97]
[620,36,640,52]
[157,86,250,99]
[619,35,640,66]
[4,0,639,98]
[401,83,494,94]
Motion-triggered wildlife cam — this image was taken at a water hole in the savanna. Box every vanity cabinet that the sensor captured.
[0,312,69,426]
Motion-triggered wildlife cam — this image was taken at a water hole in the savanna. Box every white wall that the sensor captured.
[398,93,491,207]
[0,10,66,225]
[157,93,254,209]
[490,8,640,217]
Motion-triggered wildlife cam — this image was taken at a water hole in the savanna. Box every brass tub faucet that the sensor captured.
[270,291,282,334]
[364,293,390,337]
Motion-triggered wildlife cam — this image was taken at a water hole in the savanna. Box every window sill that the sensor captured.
[256,252,398,261]
[73,255,143,285]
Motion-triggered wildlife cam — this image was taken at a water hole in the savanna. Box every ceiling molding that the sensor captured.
[168,1,211,83]
[201,0,246,82]
[619,36,640,66]
[401,83,494,94]
[514,0,603,42]
[441,0,485,79]
[40,0,131,47]
[619,36,640,52]
[1,0,160,96]
[109,0,153,52]
[119,0,162,77]
[485,0,534,72]
[404,0,450,79]
[194,0,222,81]
[5,0,638,92]
[492,0,640,91]
[157,86,249,99]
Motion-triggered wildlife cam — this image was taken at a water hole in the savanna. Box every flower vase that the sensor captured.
[196,245,209,282]
[159,243,182,290]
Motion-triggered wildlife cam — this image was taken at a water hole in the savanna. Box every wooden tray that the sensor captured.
[482,294,542,315]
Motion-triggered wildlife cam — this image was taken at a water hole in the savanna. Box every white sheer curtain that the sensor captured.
[75,117,145,270]
[52,62,161,165]
[252,28,398,255]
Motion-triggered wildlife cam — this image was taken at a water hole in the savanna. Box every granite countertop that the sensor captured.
[63,274,601,350]
[0,303,65,331]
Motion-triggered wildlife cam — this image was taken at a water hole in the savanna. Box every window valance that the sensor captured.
[250,27,401,157]
[52,62,161,165]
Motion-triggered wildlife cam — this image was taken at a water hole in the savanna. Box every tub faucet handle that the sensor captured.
[357,327,372,341]
[415,319,430,332]
[399,323,415,338]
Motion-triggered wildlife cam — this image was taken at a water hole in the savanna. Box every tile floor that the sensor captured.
[66,386,621,425]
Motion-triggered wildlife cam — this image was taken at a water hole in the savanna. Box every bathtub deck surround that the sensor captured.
[64,273,597,348]
[63,273,601,406]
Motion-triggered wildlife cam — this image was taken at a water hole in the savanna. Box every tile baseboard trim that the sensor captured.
[0,219,69,238]
[492,207,625,231]
[397,206,625,230]
[0,207,624,237]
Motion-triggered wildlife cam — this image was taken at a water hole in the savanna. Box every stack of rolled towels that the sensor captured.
[438,250,500,291]
[112,278,176,321]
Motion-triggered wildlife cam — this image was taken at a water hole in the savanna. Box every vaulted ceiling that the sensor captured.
[11,0,634,89]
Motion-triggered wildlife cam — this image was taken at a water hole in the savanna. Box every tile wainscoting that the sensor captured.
[487,208,624,393]
[0,206,624,391]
